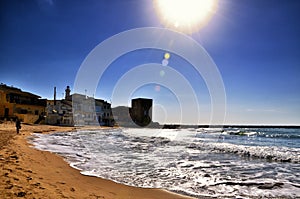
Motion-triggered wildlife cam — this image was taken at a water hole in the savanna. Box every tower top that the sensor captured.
[65,86,71,100]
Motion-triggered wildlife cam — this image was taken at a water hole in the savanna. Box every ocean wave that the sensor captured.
[30,128,300,198]
[187,142,300,163]
[260,133,300,139]
[221,129,300,139]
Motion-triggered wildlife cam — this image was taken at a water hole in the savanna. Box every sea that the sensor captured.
[29,127,300,198]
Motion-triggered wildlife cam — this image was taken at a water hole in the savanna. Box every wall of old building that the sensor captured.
[45,100,74,126]
[0,85,46,123]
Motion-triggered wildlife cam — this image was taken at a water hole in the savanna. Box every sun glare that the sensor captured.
[154,0,218,33]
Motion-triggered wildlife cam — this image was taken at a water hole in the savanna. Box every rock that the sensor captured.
[258,182,284,189]
[204,173,211,178]
[10,155,18,159]
[5,184,13,189]
[17,191,26,197]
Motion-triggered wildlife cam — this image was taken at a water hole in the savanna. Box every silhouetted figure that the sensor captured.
[16,118,21,134]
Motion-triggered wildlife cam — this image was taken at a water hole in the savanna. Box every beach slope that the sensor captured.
[0,124,195,199]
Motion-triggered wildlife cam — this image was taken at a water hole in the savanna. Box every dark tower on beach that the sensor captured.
[130,98,152,127]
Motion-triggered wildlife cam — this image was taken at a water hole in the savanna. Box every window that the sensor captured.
[21,109,28,114]
[15,107,22,114]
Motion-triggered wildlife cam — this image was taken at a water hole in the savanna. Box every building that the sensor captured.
[72,93,98,126]
[95,99,114,126]
[72,94,114,126]
[0,83,46,123]
[46,99,73,126]
[46,86,114,126]
[45,86,74,126]
[130,98,153,127]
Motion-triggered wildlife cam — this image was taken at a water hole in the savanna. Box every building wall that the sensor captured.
[0,88,46,123]
[45,89,115,126]
[45,100,74,126]
[72,94,98,126]
[72,95,114,126]
[100,101,114,126]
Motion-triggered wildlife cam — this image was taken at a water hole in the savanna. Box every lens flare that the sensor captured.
[153,0,218,33]
[164,52,170,59]
[155,85,161,92]
[162,59,169,66]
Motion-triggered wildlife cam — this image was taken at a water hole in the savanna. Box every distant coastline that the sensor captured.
[161,124,300,129]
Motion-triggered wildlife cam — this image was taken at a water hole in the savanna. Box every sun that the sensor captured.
[153,0,218,33]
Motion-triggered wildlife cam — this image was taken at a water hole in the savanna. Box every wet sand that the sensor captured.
[0,123,196,199]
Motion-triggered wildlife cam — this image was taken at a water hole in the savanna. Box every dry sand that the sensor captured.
[0,123,197,199]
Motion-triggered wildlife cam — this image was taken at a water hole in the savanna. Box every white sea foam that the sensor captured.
[30,128,300,198]
[187,141,300,163]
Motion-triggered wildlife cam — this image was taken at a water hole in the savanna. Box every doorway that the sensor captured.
[4,108,9,118]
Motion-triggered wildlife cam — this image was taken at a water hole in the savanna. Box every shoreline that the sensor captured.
[0,123,197,199]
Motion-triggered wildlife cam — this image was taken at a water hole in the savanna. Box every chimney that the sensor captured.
[54,87,56,105]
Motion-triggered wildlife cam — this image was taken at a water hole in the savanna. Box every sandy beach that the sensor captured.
[0,123,196,199]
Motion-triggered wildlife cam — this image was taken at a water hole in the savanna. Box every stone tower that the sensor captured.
[130,98,152,127]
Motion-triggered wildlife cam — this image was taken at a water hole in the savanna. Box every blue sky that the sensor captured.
[1,0,300,125]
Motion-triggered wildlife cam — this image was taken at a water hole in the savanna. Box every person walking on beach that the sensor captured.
[15,118,21,134]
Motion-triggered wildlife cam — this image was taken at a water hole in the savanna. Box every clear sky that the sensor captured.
[1,0,300,125]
